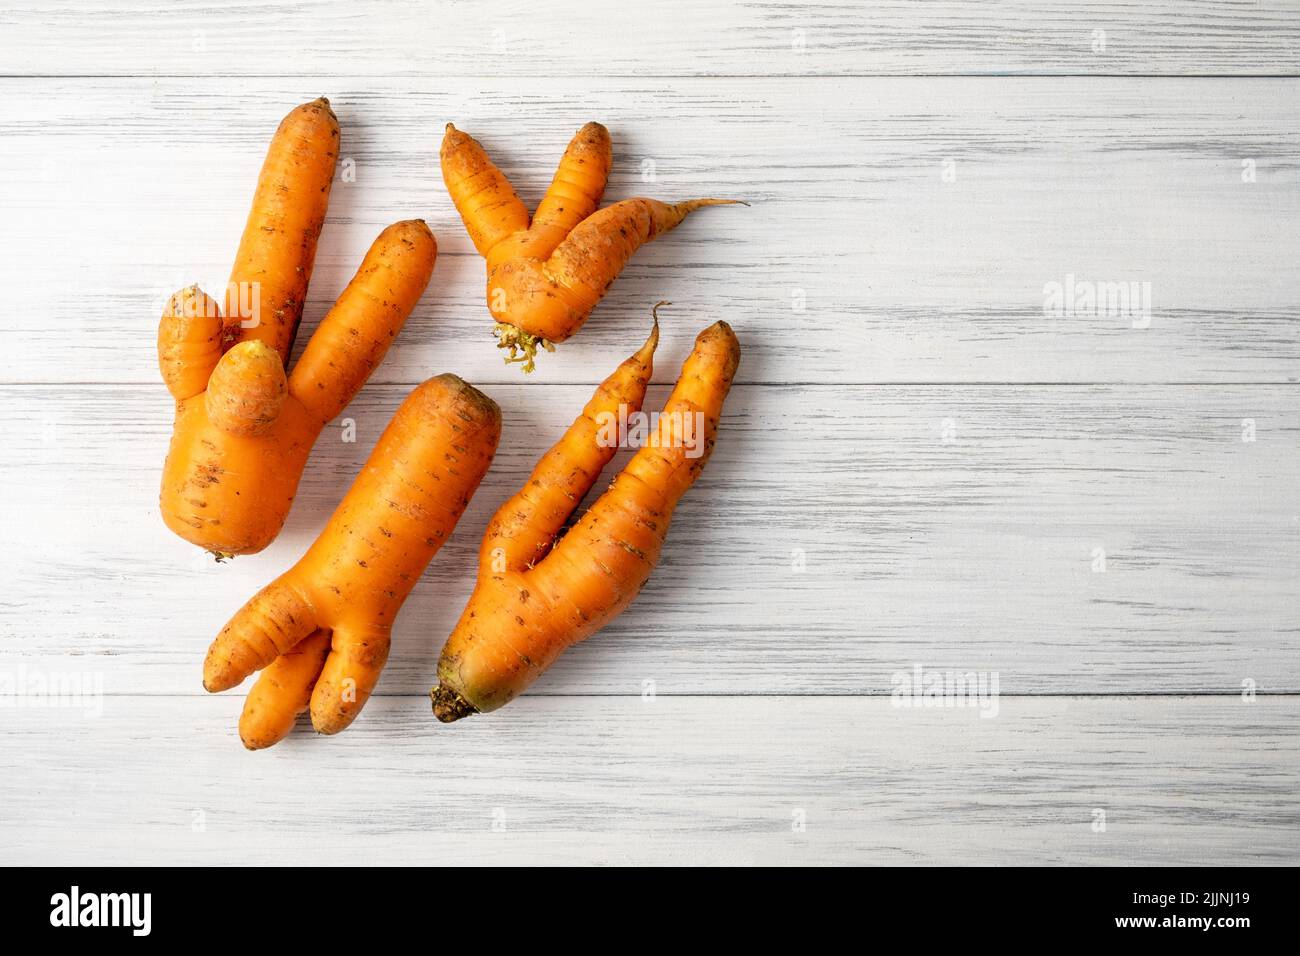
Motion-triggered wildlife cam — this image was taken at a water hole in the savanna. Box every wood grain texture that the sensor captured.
[3,383,1295,696]
[5,0,1300,77]
[2,2,1297,866]
[0,696,1295,865]
[2,77,1297,386]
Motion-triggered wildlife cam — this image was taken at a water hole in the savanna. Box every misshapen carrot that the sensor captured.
[205,374,502,748]
[160,218,437,556]
[430,314,740,721]
[441,122,740,371]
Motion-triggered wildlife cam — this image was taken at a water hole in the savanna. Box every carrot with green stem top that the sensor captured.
[204,374,501,748]
[441,122,742,371]
[430,307,740,720]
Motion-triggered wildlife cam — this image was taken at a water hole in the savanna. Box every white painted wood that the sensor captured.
[3,383,1296,695]
[2,77,1297,386]
[1,2,1296,866]
[5,1,1300,77]
[0,696,1295,865]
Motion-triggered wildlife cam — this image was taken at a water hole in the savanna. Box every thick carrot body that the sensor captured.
[204,374,502,747]
[227,97,339,364]
[159,220,436,556]
[160,393,319,556]
[431,320,740,721]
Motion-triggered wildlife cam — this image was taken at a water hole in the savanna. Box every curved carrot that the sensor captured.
[440,123,529,258]
[205,374,502,747]
[440,121,740,371]
[227,96,339,364]
[431,316,740,721]
[159,219,436,556]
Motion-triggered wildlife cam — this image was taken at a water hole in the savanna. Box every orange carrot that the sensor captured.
[205,374,502,748]
[160,215,435,558]
[431,313,740,720]
[226,97,338,364]
[441,122,740,370]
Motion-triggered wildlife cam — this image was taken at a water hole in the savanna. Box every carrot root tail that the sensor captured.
[430,684,478,723]
[682,198,747,210]
[494,322,555,374]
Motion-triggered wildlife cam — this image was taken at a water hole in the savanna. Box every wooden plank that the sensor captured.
[3,383,1296,696]
[5,1,1299,77]
[2,76,1297,386]
[0,695,1295,865]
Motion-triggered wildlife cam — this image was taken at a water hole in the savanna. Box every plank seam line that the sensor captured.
[74,691,1300,700]
[3,381,1299,388]
[4,73,1300,80]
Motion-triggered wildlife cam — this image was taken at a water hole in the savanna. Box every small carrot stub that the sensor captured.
[204,374,502,748]
[158,286,224,401]
[440,121,742,370]
[204,340,287,437]
[430,316,741,721]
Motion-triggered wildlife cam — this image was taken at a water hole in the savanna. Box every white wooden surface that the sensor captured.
[1,0,1298,866]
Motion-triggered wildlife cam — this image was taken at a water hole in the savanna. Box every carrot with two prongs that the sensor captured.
[205,374,502,748]
[441,122,742,371]
[430,311,740,721]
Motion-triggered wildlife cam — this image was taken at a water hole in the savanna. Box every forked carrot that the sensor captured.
[441,122,741,370]
[431,313,740,719]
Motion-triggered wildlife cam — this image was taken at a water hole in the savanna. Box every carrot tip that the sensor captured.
[431,685,478,723]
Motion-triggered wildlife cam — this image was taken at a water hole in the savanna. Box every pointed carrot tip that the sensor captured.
[635,309,662,363]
